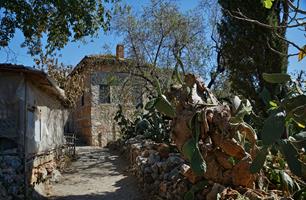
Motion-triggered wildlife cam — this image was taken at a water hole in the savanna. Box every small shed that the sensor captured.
[0,63,69,198]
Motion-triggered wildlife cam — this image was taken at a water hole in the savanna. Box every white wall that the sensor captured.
[26,81,67,154]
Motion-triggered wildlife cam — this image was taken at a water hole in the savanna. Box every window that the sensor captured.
[81,94,85,106]
[99,84,110,104]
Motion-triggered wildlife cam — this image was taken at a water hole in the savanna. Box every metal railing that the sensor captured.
[64,133,76,157]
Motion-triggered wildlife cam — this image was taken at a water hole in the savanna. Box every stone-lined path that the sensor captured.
[48,147,143,200]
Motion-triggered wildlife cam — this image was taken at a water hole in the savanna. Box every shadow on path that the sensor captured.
[48,147,143,200]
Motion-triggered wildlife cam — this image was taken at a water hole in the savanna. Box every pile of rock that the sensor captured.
[0,148,68,199]
[31,160,63,185]
[0,155,24,199]
[110,136,292,200]
[124,136,190,200]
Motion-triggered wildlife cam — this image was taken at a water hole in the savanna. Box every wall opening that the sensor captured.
[99,84,110,104]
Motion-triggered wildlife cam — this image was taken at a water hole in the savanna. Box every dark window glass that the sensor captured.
[99,84,110,104]
[81,94,85,106]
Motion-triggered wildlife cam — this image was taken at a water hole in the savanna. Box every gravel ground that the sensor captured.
[48,146,144,200]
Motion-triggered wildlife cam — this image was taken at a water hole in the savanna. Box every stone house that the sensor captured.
[71,45,147,147]
[0,64,69,198]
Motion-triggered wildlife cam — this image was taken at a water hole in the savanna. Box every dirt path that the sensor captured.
[48,146,144,200]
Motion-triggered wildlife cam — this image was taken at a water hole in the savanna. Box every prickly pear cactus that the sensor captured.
[163,74,258,187]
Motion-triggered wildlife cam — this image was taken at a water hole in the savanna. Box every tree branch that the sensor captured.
[207,34,225,89]
[226,9,306,29]
[225,9,306,54]
[153,34,165,67]
[287,0,306,14]
[266,40,298,57]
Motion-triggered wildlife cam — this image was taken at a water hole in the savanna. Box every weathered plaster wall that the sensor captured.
[0,72,68,155]
[26,80,67,155]
[0,72,68,199]
[25,80,68,197]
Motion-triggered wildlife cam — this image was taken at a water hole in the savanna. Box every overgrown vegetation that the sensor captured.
[249,73,306,198]
[0,0,120,56]
[113,1,306,199]
[218,0,289,112]
[114,104,171,144]
[1,0,306,199]
[114,0,214,81]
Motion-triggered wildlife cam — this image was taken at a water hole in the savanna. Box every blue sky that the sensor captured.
[0,0,198,67]
[0,0,304,74]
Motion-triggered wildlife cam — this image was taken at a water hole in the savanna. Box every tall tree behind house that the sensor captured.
[218,0,288,111]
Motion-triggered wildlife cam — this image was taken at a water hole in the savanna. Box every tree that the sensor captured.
[0,0,120,56]
[218,0,289,112]
[113,0,212,86]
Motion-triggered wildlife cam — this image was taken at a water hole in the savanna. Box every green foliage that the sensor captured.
[0,0,120,55]
[262,73,291,84]
[261,153,303,194]
[182,112,206,176]
[184,180,208,200]
[261,111,286,145]
[262,0,274,9]
[113,0,211,78]
[154,95,176,118]
[114,105,135,139]
[230,97,253,124]
[146,78,176,118]
[279,140,304,178]
[190,148,206,176]
[259,87,272,106]
[182,139,206,176]
[218,0,288,112]
[250,146,268,173]
[114,103,171,143]
[251,72,306,186]
[182,139,197,161]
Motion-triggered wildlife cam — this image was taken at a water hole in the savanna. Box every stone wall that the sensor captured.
[110,136,289,200]
[120,136,192,200]
[71,60,126,145]
[90,102,136,147]
[71,59,146,147]
[0,74,69,199]
[30,147,69,197]
[90,71,140,147]
[72,75,92,145]
[0,146,69,200]
[0,154,24,199]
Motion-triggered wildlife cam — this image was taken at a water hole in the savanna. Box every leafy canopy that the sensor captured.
[218,0,289,111]
[0,0,120,55]
[114,0,211,79]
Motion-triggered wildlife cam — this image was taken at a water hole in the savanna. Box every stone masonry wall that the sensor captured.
[109,136,289,200]
[90,71,137,147]
[72,60,145,146]
[73,75,92,145]
[91,104,135,147]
